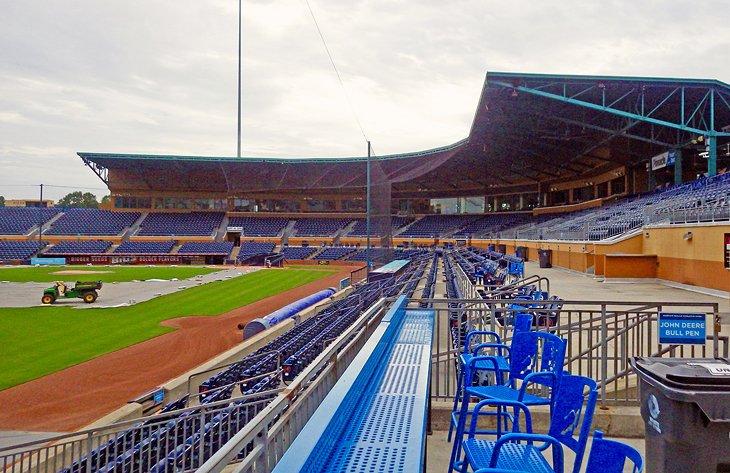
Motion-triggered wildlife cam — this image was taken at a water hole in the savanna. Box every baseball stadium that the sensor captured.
[1,71,730,473]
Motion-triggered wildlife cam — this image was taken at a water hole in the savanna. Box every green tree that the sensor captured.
[100,195,111,206]
[0,196,5,207]
[57,191,99,208]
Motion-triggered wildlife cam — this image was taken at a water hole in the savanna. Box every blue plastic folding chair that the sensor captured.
[449,331,567,473]
[584,430,644,473]
[459,375,598,473]
[449,313,534,441]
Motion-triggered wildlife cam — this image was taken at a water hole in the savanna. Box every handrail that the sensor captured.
[197,297,390,473]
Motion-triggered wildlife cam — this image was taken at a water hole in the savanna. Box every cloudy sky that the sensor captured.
[1,0,729,200]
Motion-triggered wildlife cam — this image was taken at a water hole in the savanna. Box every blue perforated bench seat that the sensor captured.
[272,296,434,473]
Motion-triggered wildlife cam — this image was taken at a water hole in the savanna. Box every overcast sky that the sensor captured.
[1,0,729,200]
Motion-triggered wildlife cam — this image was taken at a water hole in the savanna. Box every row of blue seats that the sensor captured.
[0,240,46,260]
[0,207,59,235]
[114,240,175,254]
[228,216,288,237]
[45,240,112,255]
[46,209,140,236]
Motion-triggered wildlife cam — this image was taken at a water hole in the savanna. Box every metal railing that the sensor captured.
[424,298,723,407]
[197,298,389,473]
[0,391,277,473]
[0,297,390,473]
[647,205,730,225]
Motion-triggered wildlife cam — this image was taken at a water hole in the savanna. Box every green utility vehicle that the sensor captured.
[41,281,103,304]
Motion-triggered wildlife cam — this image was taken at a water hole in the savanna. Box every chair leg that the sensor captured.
[448,364,465,442]
[448,387,472,473]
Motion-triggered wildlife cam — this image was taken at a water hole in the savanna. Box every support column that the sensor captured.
[673,149,683,186]
[647,165,655,192]
[708,135,717,177]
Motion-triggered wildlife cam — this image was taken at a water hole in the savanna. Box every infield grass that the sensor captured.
[0,265,221,283]
[0,268,336,390]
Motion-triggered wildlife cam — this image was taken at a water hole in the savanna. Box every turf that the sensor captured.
[0,268,335,390]
[0,265,221,283]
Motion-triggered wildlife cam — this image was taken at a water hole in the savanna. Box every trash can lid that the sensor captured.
[631,357,730,422]
[632,357,730,390]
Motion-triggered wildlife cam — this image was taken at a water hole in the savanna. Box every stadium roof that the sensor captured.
[81,71,730,198]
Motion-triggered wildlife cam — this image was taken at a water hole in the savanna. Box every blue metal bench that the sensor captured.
[272,295,435,473]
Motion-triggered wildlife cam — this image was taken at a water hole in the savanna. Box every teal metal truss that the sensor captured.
[486,72,730,176]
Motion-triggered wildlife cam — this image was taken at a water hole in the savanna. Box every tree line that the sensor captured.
[0,193,110,208]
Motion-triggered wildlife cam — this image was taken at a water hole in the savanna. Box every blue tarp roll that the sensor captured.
[243,287,337,339]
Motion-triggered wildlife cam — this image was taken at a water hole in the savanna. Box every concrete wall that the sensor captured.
[472,223,730,292]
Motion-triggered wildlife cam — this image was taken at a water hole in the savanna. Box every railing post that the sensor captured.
[85,432,93,473]
[600,304,608,408]
[199,410,206,470]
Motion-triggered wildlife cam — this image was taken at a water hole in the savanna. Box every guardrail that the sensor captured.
[426,297,724,406]
[197,297,390,473]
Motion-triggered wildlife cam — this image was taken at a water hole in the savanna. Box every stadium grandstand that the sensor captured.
[0,71,727,288]
[3,71,730,473]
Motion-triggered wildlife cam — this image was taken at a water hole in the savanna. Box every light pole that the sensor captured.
[366,141,371,280]
[237,0,242,158]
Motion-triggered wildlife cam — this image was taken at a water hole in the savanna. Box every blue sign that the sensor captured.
[659,313,706,345]
[153,389,164,404]
[31,257,66,266]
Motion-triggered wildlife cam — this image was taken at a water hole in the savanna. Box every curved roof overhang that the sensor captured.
[80,72,730,198]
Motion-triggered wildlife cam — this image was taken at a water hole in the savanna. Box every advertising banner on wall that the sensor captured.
[651,150,677,171]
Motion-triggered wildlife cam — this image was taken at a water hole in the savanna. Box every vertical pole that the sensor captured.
[673,149,683,186]
[600,304,608,408]
[708,89,716,177]
[237,0,242,158]
[38,184,44,245]
[366,141,371,280]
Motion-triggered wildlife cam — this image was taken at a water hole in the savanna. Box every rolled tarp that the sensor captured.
[242,287,337,339]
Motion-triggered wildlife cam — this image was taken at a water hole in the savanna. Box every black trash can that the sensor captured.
[496,244,506,254]
[538,249,552,268]
[630,357,730,473]
[515,246,528,261]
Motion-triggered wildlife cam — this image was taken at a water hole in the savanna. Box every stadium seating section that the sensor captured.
[137,212,224,236]
[114,240,175,254]
[46,209,140,236]
[0,240,45,260]
[398,214,479,237]
[314,247,356,260]
[294,218,353,237]
[280,246,317,260]
[452,214,530,238]
[347,216,412,236]
[510,173,730,241]
[178,241,234,255]
[44,240,112,255]
[0,207,59,235]
[228,216,288,237]
[238,241,276,261]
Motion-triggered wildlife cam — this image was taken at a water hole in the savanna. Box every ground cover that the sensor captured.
[0,268,334,390]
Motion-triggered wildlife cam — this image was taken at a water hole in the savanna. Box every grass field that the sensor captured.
[0,268,339,390]
[0,265,222,283]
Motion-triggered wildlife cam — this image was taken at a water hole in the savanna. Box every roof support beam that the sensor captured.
[491,80,730,137]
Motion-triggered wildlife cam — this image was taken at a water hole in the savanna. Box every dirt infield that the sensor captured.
[0,268,352,432]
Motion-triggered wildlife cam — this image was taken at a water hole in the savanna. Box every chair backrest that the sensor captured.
[508,331,566,388]
[585,430,644,473]
[513,312,533,334]
[548,375,598,473]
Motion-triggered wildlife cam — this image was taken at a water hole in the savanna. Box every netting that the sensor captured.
[367,150,393,264]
